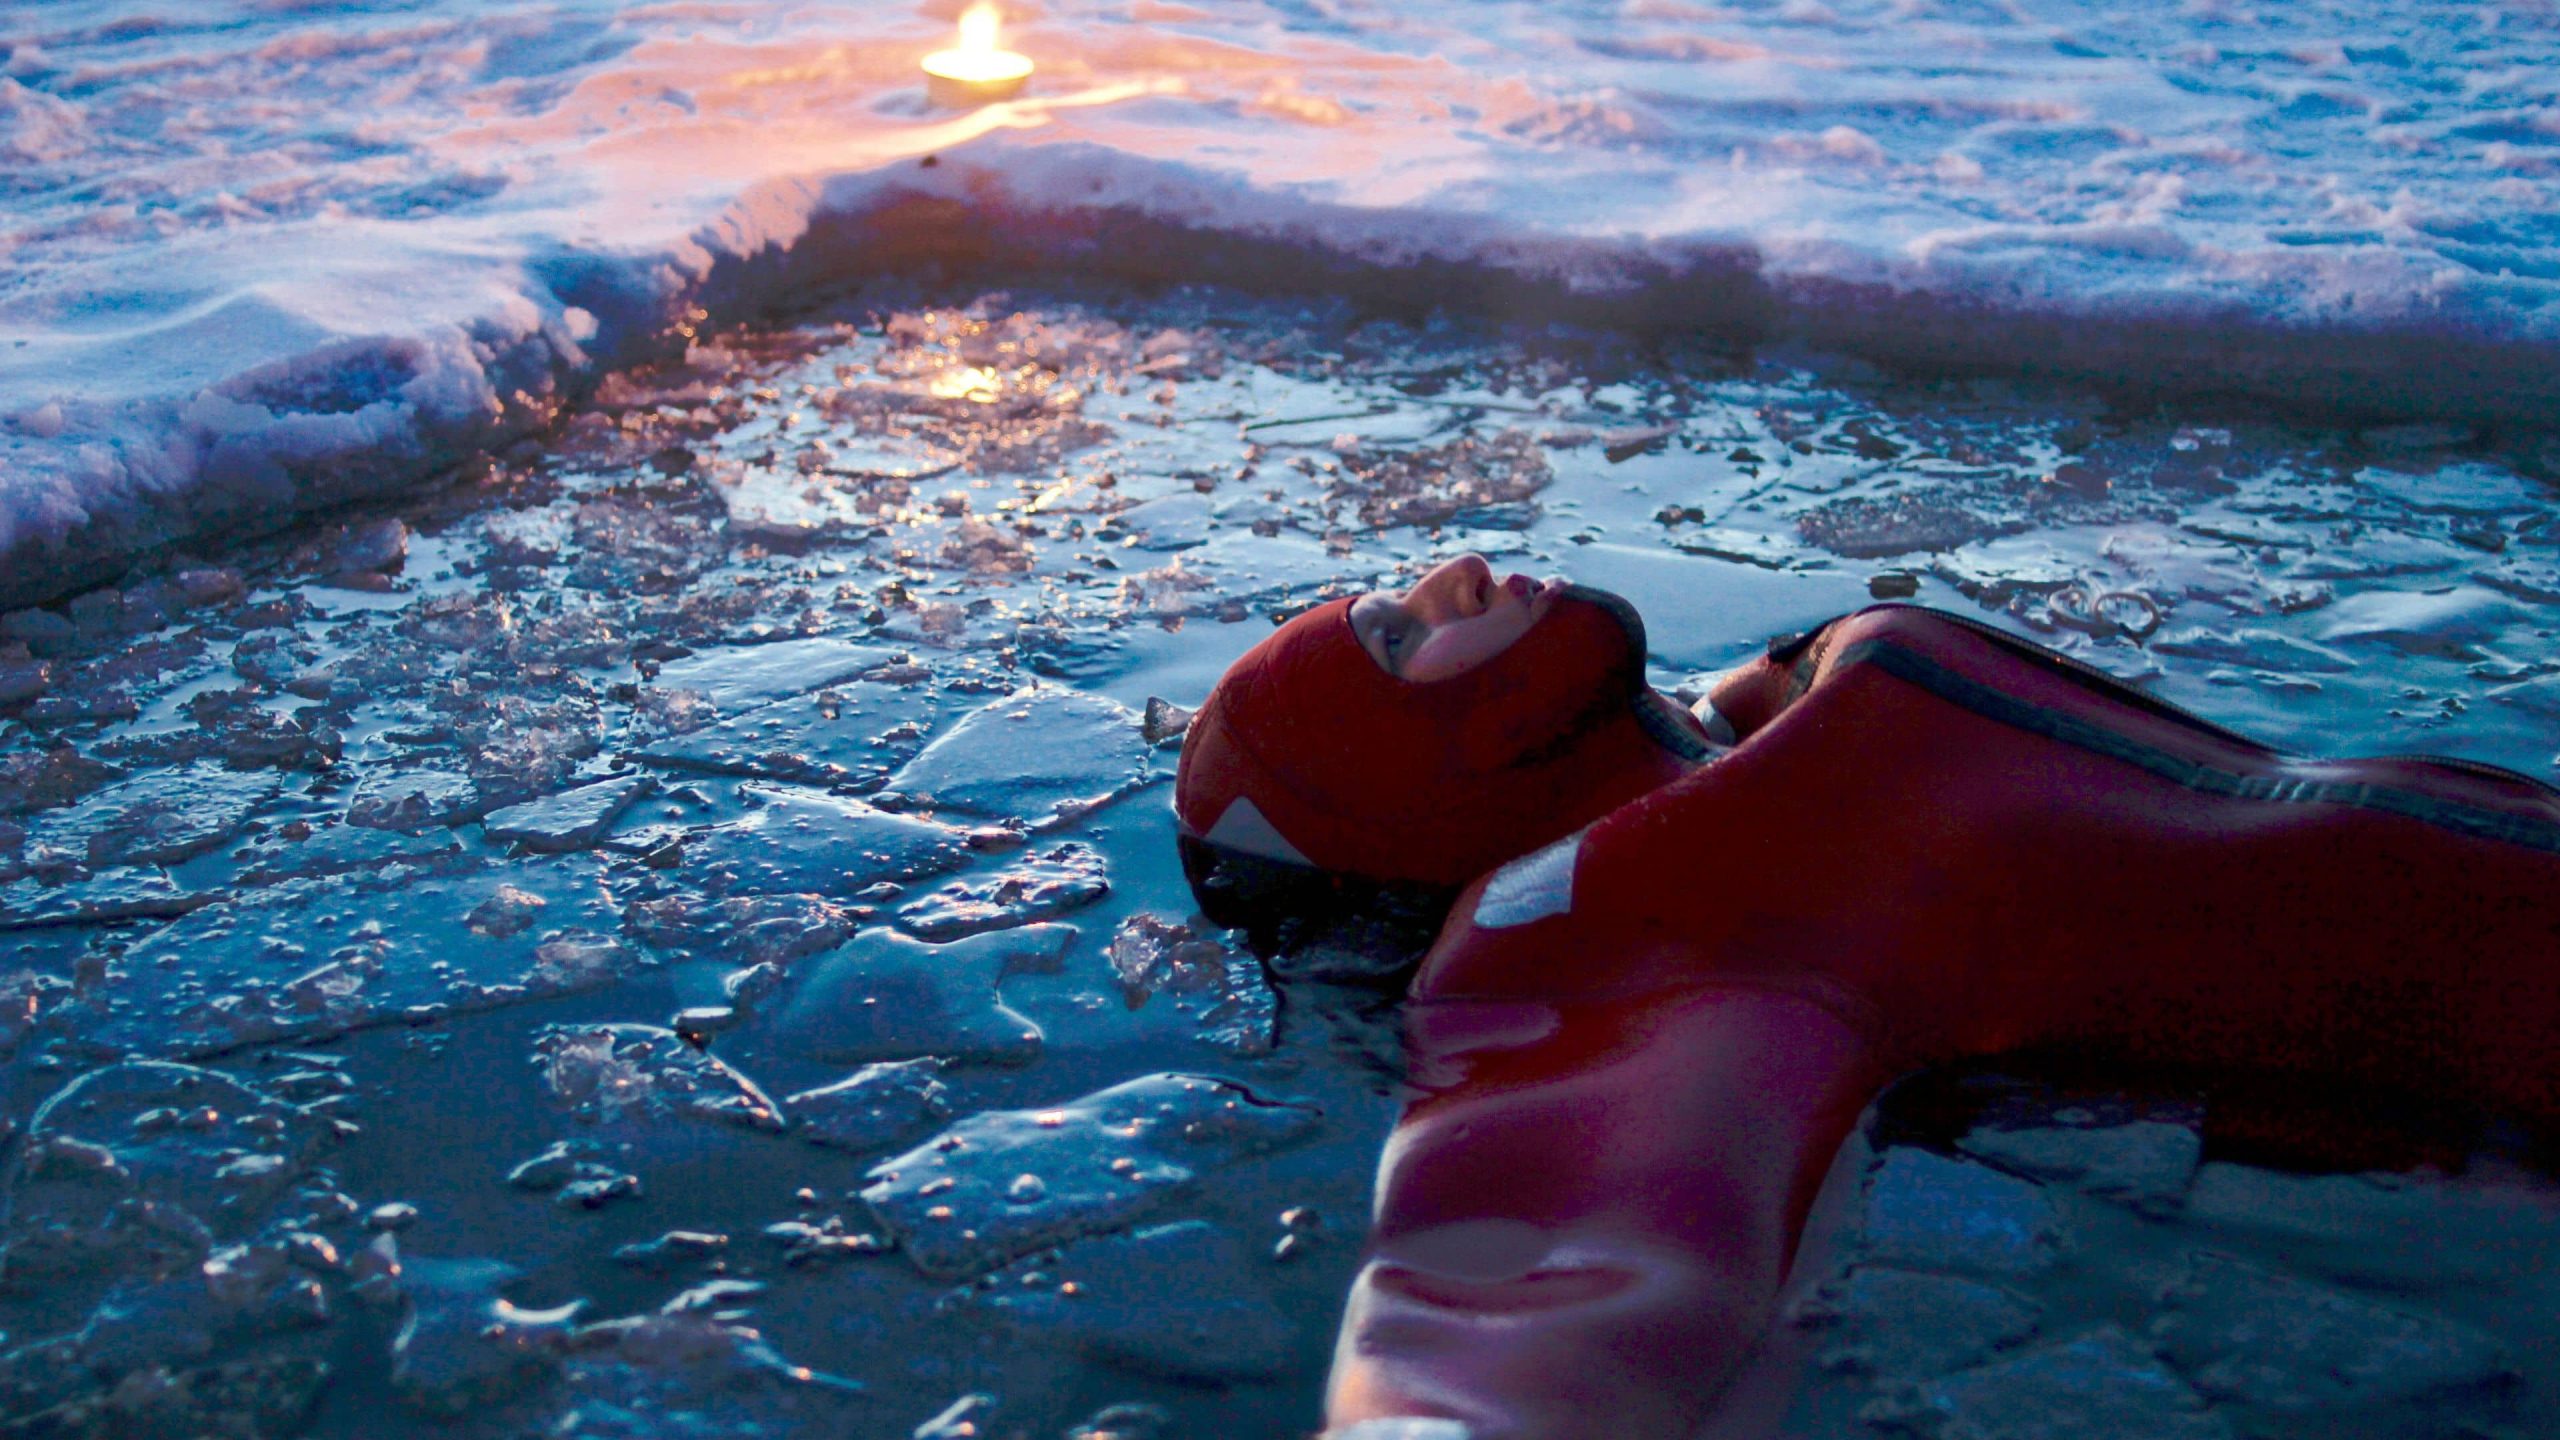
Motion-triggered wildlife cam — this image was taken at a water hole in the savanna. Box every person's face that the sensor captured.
[1349,554,1558,682]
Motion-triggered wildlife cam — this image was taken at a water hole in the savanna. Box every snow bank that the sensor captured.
[4,0,2556,603]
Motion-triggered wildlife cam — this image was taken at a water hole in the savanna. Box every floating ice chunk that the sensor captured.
[1860,1148,2063,1276]
[24,762,276,869]
[2150,628,2355,676]
[635,681,944,788]
[753,924,1074,1068]
[895,843,1110,941]
[231,819,464,887]
[0,866,202,929]
[960,1221,1295,1381]
[2281,532,2471,582]
[912,1392,1004,1440]
[2314,585,2524,660]
[786,1058,951,1153]
[1800,494,2024,558]
[612,1230,731,1273]
[483,774,657,853]
[2487,675,2560,722]
[1064,1402,1174,1440]
[2356,462,2547,516]
[1331,430,1550,531]
[507,1139,645,1209]
[0,969,71,1060]
[680,786,965,897]
[345,768,483,832]
[63,861,635,1059]
[647,638,903,714]
[622,892,862,971]
[322,516,409,578]
[0,1342,331,1437]
[0,657,50,706]
[1113,492,1215,551]
[1,1062,333,1282]
[1153,531,1377,616]
[2480,556,2560,605]
[1881,1326,2229,1440]
[2178,1165,2520,1289]
[535,1315,866,1433]
[861,1072,1320,1279]
[1104,914,1276,1056]
[886,691,1150,826]
[1791,1264,2041,1379]
[393,1255,575,1415]
[534,1024,787,1133]
[1957,1119,2201,1216]
[2154,1250,2511,1416]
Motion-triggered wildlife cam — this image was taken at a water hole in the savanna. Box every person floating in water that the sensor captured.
[1174,554,2560,1440]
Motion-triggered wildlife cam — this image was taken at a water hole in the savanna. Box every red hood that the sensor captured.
[1176,585,1702,888]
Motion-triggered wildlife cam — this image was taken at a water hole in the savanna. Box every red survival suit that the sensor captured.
[1319,605,2560,1440]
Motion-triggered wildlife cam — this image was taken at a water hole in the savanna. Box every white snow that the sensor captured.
[4,0,2556,600]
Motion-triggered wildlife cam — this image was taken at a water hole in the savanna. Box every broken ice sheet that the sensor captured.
[957,1220,1296,1383]
[622,892,862,971]
[507,1138,644,1210]
[634,680,943,788]
[646,637,902,714]
[0,1342,330,1440]
[1105,914,1277,1057]
[746,923,1075,1068]
[24,761,277,868]
[678,786,965,897]
[228,819,464,888]
[61,860,638,1060]
[1146,530,1379,618]
[885,690,1150,826]
[0,1061,335,1283]
[861,1071,1321,1279]
[1111,492,1217,551]
[895,842,1109,941]
[1791,1265,2042,1380]
[786,1058,950,1153]
[1859,1148,2063,1277]
[2314,585,2527,661]
[1799,492,2026,559]
[345,767,482,831]
[393,1255,576,1416]
[1880,1325,2230,1440]
[534,1024,786,1133]
[1956,1117,2201,1217]
[0,866,201,928]
[537,1309,866,1437]
[483,773,657,854]
[2153,1251,2513,1416]
[2151,627,2355,675]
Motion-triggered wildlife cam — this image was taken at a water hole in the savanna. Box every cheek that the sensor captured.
[1406,609,1534,681]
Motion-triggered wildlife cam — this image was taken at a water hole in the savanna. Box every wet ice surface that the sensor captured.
[0,282,2557,1438]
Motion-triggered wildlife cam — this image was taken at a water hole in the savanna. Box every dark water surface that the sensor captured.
[1,280,2555,1438]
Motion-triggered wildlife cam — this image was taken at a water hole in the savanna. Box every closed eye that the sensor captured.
[1351,601,1420,674]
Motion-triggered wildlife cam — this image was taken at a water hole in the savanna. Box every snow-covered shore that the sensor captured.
[5,0,2556,603]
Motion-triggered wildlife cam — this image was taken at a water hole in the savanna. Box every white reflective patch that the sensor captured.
[1472,831,1580,929]
[1694,697,1738,746]
[1328,1422,1474,1440]
[1201,796,1313,866]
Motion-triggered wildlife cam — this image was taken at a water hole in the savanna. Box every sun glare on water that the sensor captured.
[923,3,1034,103]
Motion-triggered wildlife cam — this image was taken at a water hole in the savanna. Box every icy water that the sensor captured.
[1,280,2557,1439]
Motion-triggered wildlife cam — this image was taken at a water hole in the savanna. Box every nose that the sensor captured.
[1405,555,1495,623]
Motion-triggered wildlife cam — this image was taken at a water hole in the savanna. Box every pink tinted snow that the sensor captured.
[2,0,2556,600]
